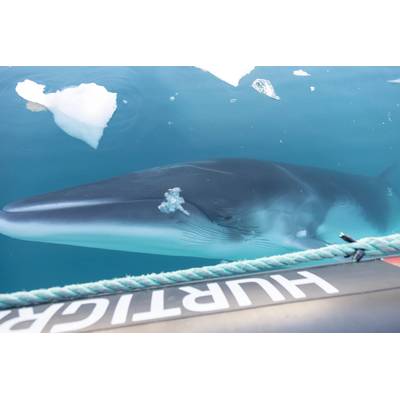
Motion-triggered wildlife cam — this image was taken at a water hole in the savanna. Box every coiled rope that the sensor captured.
[1,233,400,310]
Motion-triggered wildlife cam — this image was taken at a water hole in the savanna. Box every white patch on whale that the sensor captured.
[158,187,190,216]
[296,229,308,238]
[15,79,117,149]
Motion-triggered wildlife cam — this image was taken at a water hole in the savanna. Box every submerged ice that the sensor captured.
[251,79,280,100]
[15,79,117,149]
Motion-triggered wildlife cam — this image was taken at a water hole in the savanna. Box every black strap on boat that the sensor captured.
[340,232,366,262]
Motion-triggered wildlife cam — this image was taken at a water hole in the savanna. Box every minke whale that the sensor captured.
[0,159,399,260]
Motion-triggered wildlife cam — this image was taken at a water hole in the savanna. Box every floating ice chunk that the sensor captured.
[310,86,316,92]
[197,65,255,87]
[387,78,400,84]
[251,79,280,100]
[169,96,176,101]
[16,80,48,105]
[122,99,128,104]
[158,187,190,216]
[293,69,311,76]
[229,98,237,103]
[15,79,117,149]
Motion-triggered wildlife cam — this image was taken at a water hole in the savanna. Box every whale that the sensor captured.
[0,159,398,260]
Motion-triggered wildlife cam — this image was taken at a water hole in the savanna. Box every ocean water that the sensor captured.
[0,66,400,293]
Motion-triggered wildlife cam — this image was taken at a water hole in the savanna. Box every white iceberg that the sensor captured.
[293,69,311,76]
[158,187,190,216]
[387,78,400,84]
[197,65,255,87]
[15,79,117,149]
[251,79,280,100]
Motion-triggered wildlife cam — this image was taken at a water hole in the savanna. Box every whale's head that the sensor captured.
[0,171,233,258]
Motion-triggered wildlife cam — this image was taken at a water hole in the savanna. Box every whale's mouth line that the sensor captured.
[1,196,214,223]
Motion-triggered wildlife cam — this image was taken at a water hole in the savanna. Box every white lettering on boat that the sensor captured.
[0,270,339,332]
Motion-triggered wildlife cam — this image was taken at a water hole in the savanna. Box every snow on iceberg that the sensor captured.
[293,69,311,76]
[15,79,117,149]
[251,79,280,100]
[197,65,255,87]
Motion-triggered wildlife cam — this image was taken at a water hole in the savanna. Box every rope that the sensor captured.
[1,233,400,310]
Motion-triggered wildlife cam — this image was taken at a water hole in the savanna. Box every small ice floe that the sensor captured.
[122,99,128,104]
[167,120,173,126]
[169,96,176,102]
[387,187,393,197]
[229,98,237,103]
[158,187,190,216]
[293,69,311,77]
[387,112,392,122]
[197,65,255,87]
[15,79,117,149]
[387,78,400,84]
[251,79,280,100]
[310,86,316,92]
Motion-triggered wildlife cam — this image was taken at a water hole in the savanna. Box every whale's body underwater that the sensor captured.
[0,159,398,260]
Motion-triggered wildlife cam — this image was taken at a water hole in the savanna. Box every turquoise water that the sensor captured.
[1,66,400,292]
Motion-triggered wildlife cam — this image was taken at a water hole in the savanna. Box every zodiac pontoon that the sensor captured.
[1,253,400,332]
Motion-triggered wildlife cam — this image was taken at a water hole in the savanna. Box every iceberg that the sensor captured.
[15,79,117,149]
[251,79,280,100]
[387,78,400,84]
[158,187,190,216]
[197,65,255,87]
[293,69,311,76]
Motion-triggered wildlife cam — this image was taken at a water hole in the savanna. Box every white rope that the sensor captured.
[1,233,399,310]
